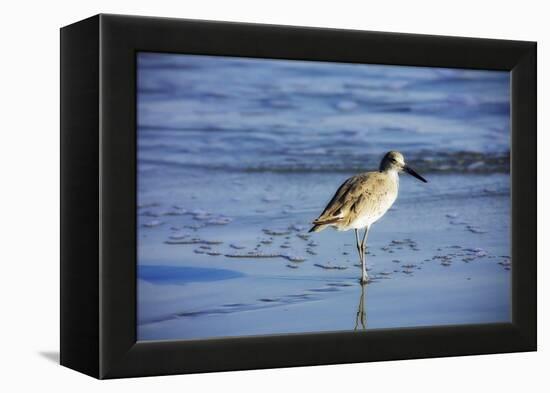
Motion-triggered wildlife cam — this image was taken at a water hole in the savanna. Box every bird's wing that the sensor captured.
[313,173,376,224]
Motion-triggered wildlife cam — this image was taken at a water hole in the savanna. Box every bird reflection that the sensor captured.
[354,282,367,330]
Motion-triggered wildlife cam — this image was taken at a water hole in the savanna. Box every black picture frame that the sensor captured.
[60,14,536,379]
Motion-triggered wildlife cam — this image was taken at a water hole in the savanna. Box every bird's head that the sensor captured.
[379,151,427,183]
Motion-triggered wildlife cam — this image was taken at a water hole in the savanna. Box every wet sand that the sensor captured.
[137,171,510,341]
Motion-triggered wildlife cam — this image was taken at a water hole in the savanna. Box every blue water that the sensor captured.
[136,52,511,341]
[138,52,509,174]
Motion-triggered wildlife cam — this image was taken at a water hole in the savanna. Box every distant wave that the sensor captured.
[139,150,510,174]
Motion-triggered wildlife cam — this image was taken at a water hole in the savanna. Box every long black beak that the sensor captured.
[404,165,428,183]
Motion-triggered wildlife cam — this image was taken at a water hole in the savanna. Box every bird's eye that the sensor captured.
[391,158,397,163]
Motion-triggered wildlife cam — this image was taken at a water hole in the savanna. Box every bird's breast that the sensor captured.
[349,175,399,229]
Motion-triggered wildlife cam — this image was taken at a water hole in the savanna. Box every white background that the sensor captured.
[0,0,546,391]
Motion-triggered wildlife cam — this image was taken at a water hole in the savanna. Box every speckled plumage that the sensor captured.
[309,151,427,284]
[311,170,399,232]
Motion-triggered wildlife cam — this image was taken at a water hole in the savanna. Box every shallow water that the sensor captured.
[137,53,510,341]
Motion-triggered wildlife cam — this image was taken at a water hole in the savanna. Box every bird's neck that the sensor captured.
[382,168,399,176]
[383,168,400,185]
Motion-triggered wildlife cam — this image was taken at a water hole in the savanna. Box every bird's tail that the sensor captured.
[308,224,326,233]
[309,217,341,233]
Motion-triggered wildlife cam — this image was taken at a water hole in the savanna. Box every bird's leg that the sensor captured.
[354,229,364,269]
[360,226,370,284]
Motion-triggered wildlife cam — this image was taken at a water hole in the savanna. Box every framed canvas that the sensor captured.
[60,14,536,379]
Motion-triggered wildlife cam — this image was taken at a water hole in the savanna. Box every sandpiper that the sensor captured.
[309,151,427,284]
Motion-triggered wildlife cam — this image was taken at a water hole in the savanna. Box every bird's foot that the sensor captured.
[359,275,371,285]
